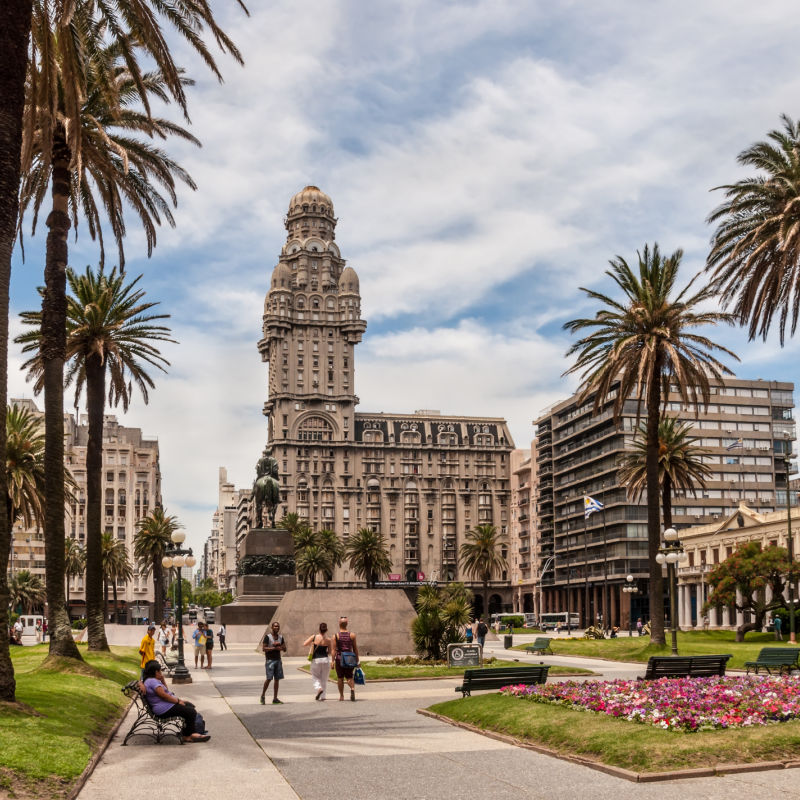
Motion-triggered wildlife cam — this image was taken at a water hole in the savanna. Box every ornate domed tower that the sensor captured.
[258,187,367,513]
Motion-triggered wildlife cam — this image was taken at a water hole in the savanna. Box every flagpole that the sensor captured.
[583,502,589,629]
[602,488,608,632]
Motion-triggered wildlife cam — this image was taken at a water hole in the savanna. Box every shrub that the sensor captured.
[237,555,295,576]
[412,583,473,660]
[71,618,88,630]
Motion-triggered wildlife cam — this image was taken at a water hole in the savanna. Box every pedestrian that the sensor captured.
[204,625,214,668]
[13,618,23,644]
[170,622,178,650]
[332,616,360,701]
[158,622,170,656]
[218,623,227,651]
[303,622,332,701]
[140,660,210,743]
[260,621,286,705]
[192,622,207,668]
[636,617,643,637]
[775,615,783,641]
[464,622,474,643]
[139,624,157,678]
[476,618,488,649]
[42,619,47,642]
[35,620,42,643]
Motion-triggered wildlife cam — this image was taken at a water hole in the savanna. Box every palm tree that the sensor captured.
[707,115,800,344]
[64,537,85,613]
[344,528,392,589]
[134,508,181,624]
[5,403,46,530]
[563,244,738,643]
[295,544,331,590]
[101,533,132,625]
[285,521,316,588]
[318,529,345,587]
[619,416,713,529]
[458,524,508,617]
[17,266,174,651]
[10,570,46,615]
[0,0,245,705]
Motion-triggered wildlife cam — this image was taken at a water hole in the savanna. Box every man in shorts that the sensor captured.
[260,621,286,705]
[192,621,207,668]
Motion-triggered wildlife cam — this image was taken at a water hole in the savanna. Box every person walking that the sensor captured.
[303,622,332,701]
[332,616,359,702]
[192,622,207,669]
[464,622,474,643]
[157,622,170,656]
[475,618,488,650]
[218,623,227,651]
[260,621,286,705]
[204,625,214,668]
[774,615,783,641]
[138,624,157,678]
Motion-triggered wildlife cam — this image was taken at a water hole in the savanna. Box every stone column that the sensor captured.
[735,589,744,628]
[722,604,731,628]
[611,585,619,627]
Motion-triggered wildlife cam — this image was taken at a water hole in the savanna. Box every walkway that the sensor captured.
[78,641,798,800]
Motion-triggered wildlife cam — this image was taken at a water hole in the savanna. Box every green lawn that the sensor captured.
[301,659,593,680]
[511,630,784,669]
[0,644,138,798]
[428,693,800,773]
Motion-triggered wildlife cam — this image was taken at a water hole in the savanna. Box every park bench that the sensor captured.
[525,638,553,655]
[121,681,184,745]
[744,647,800,676]
[455,665,550,698]
[156,650,180,676]
[638,654,732,680]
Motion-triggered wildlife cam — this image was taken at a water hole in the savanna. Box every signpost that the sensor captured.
[447,642,482,668]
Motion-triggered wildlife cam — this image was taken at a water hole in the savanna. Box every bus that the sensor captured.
[539,612,580,632]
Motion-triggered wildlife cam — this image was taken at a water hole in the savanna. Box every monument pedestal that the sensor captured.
[216,527,295,626]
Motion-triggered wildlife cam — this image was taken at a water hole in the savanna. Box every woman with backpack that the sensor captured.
[331,616,359,701]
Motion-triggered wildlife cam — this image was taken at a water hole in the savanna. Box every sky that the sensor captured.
[9,1,800,557]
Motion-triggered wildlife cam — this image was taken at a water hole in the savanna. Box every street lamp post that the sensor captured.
[623,574,639,636]
[656,527,686,656]
[783,439,796,644]
[161,530,196,685]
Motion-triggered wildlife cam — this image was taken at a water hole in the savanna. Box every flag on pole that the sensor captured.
[584,495,604,518]
[726,438,743,451]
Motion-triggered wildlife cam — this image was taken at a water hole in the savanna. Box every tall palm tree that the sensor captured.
[458,524,508,616]
[563,244,737,643]
[618,416,713,529]
[707,115,800,344]
[344,528,392,589]
[5,403,46,530]
[133,508,180,624]
[17,266,174,651]
[0,0,245,705]
[295,544,330,590]
[285,521,316,588]
[101,532,132,625]
[64,537,85,612]
[10,570,46,615]
[318,529,345,587]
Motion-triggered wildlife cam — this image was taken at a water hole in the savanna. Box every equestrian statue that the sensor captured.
[253,451,281,528]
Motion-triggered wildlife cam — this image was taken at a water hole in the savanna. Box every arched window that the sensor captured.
[297,416,334,442]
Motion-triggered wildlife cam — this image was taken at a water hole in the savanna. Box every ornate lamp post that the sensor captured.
[656,527,686,656]
[161,530,196,684]
[623,574,639,636]
[783,438,796,644]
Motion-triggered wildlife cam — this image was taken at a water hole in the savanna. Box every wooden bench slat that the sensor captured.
[639,654,731,680]
[745,647,800,675]
[455,665,550,697]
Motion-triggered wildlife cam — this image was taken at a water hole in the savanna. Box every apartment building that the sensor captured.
[532,378,795,629]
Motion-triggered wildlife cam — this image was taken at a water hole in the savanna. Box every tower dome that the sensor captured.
[339,266,360,294]
[287,185,334,219]
[270,262,292,291]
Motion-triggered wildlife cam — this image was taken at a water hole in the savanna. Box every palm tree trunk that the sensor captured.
[662,474,673,530]
[112,582,119,624]
[646,369,665,645]
[103,577,109,625]
[85,354,109,650]
[0,0,33,703]
[42,135,81,661]
[483,579,489,619]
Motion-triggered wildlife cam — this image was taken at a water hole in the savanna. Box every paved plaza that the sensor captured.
[78,638,800,800]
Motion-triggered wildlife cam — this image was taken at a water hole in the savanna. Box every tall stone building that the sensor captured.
[258,187,514,612]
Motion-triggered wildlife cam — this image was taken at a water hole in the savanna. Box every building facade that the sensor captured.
[8,399,162,621]
[532,378,795,629]
[258,187,514,612]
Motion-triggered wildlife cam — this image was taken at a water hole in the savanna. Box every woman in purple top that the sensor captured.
[141,660,210,742]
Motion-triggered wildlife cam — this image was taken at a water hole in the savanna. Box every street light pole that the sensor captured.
[784,441,796,644]
[623,574,639,636]
[162,530,196,685]
[656,527,685,656]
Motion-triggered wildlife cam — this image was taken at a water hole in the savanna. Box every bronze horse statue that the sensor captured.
[253,453,280,528]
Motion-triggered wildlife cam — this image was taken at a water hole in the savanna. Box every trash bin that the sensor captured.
[503,634,513,649]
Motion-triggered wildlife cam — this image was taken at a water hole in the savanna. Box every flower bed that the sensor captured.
[502,675,800,731]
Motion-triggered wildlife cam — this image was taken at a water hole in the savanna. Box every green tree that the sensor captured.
[285,520,317,589]
[705,542,800,641]
[707,114,800,344]
[412,583,473,660]
[64,537,85,612]
[5,403,46,530]
[618,415,713,529]
[563,244,737,644]
[10,570,46,614]
[0,0,245,705]
[345,528,392,589]
[458,524,508,617]
[133,508,180,624]
[318,529,345,587]
[295,544,331,590]
[167,577,194,610]
[101,532,132,624]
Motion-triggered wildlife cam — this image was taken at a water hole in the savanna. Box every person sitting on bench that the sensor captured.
[140,660,210,743]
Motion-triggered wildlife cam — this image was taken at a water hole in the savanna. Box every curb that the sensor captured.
[296,666,592,682]
[65,697,133,800]
[416,708,800,783]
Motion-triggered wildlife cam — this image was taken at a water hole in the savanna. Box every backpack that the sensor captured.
[477,622,488,637]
